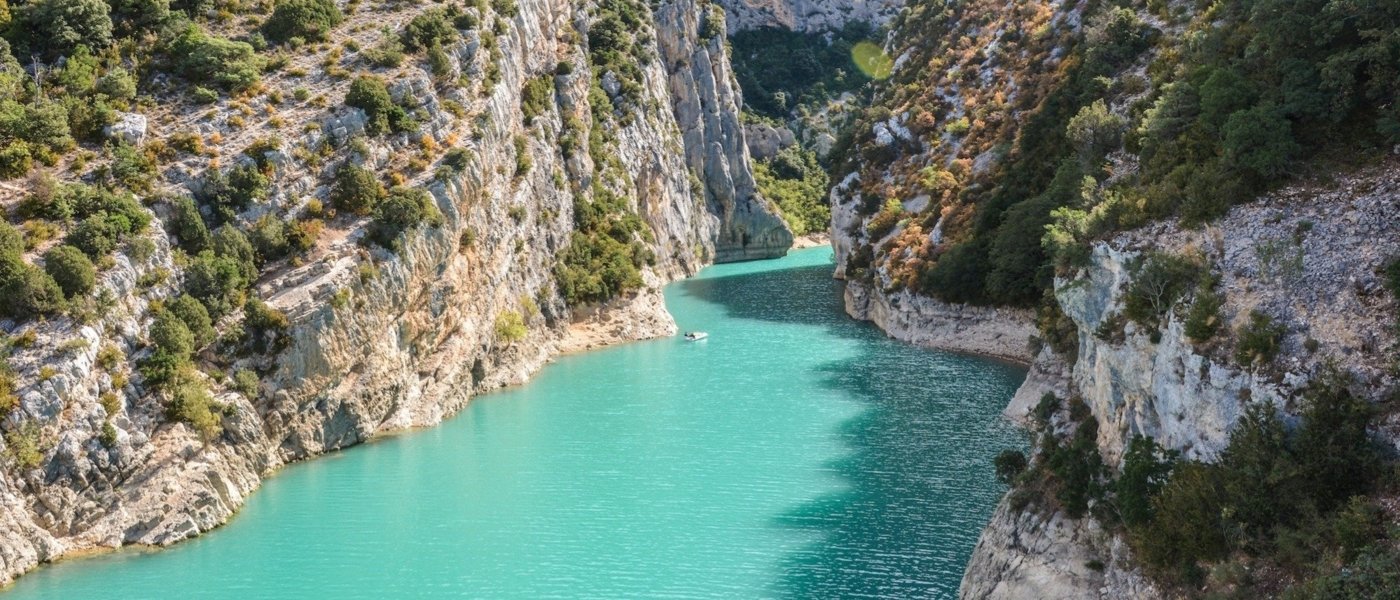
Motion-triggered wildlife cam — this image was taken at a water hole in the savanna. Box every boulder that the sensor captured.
[104,112,147,145]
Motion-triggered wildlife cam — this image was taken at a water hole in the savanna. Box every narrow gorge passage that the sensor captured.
[3,248,1024,599]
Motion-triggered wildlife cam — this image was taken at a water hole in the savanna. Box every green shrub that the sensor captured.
[183,250,248,318]
[427,43,452,79]
[66,214,122,258]
[211,225,258,281]
[4,422,44,468]
[555,185,650,305]
[364,29,405,67]
[262,0,343,43]
[1066,100,1126,166]
[494,310,527,343]
[149,310,195,359]
[248,214,290,264]
[0,222,22,257]
[231,369,259,398]
[1135,461,1229,577]
[1044,418,1106,518]
[98,421,118,447]
[42,244,96,298]
[167,25,262,92]
[401,8,456,52]
[0,257,66,319]
[166,195,211,252]
[865,198,903,239]
[331,163,382,216]
[1183,282,1223,343]
[345,76,412,135]
[0,143,32,179]
[167,293,215,349]
[1382,257,1400,298]
[521,75,553,125]
[1122,252,1203,328]
[166,380,222,439]
[1222,103,1297,180]
[243,297,289,354]
[1115,435,1177,527]
[14,0,113,57]
[369,186,438,250]
[1234,310,1284,366]
[993,449,1028,485]
[109,144,155,192]
[199,164,269,223]
[513,135,531,175]
[441,148,471,174]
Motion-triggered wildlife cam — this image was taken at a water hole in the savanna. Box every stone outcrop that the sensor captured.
[0,0,787,584]
[715,0,905,32]
[958,163,1400,598]
[743,122,796,160]
[844,280,1036,363]
[658,2,793,262]
[960,501,1159,599]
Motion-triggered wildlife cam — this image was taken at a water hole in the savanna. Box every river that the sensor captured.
[4,246,1026,599]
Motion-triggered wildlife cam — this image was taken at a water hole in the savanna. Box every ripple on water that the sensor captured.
[5,248,1025,600]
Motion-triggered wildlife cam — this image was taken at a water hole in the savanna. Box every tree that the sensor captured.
[993,449,1028,485]
[0,257,65,318]
[262,0,342,43]
[183,250,247,318]
[331,163,382,216]
[369,186,437,250]
[16,0,114,57]
[345,76,410,135]
[66,213,123,258]
[1222,104,1298,179]
[1137,462,1229,574]
[42,244,96,298]
[149,310,194,359]
[1292,371,1380,512]
[166,195,211,252]
[166,293,215,349]
[108,0,170,36]
[1218,402,1297,537]
[401,8,456,51]
[1116,435,1177,527]
[167,25,261,92]
[1066,100,1126,167]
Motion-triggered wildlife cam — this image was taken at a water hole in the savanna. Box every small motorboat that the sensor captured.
[684,331,708,341]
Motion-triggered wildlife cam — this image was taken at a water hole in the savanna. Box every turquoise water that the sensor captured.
[4,247,1025,599]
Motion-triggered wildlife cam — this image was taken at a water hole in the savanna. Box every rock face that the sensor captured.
[103,111,147,145]
[658,1,793,262]
[715,0,905,32]
[743,122,795,160]
[0,0,787,585]
[957,164,1400,598]
[1061,164,1400,464]
[959,501,1158,600]
[845,280,1036,363]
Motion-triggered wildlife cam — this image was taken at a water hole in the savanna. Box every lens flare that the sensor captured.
[851,41,893,80]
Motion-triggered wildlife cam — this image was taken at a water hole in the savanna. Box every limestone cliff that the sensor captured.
[714,0,904,33]
[0,0,786,583]
[951,163,1400,598]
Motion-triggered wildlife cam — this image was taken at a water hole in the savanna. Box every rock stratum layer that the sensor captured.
[0,0,787,584]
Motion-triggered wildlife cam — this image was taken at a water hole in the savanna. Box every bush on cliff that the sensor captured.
[262,0,342,43]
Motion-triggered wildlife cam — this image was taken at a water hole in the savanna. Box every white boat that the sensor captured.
[684,331,708,341]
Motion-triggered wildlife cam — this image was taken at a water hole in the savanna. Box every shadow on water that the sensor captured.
[680,262,1027,599]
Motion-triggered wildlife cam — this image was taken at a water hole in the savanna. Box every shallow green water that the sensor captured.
[5,247,1025,599]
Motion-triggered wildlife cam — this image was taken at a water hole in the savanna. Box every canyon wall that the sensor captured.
[0,0,786,583]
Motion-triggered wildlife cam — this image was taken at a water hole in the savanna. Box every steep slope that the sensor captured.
[818,0,1400,596]
[0,0,787,583]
